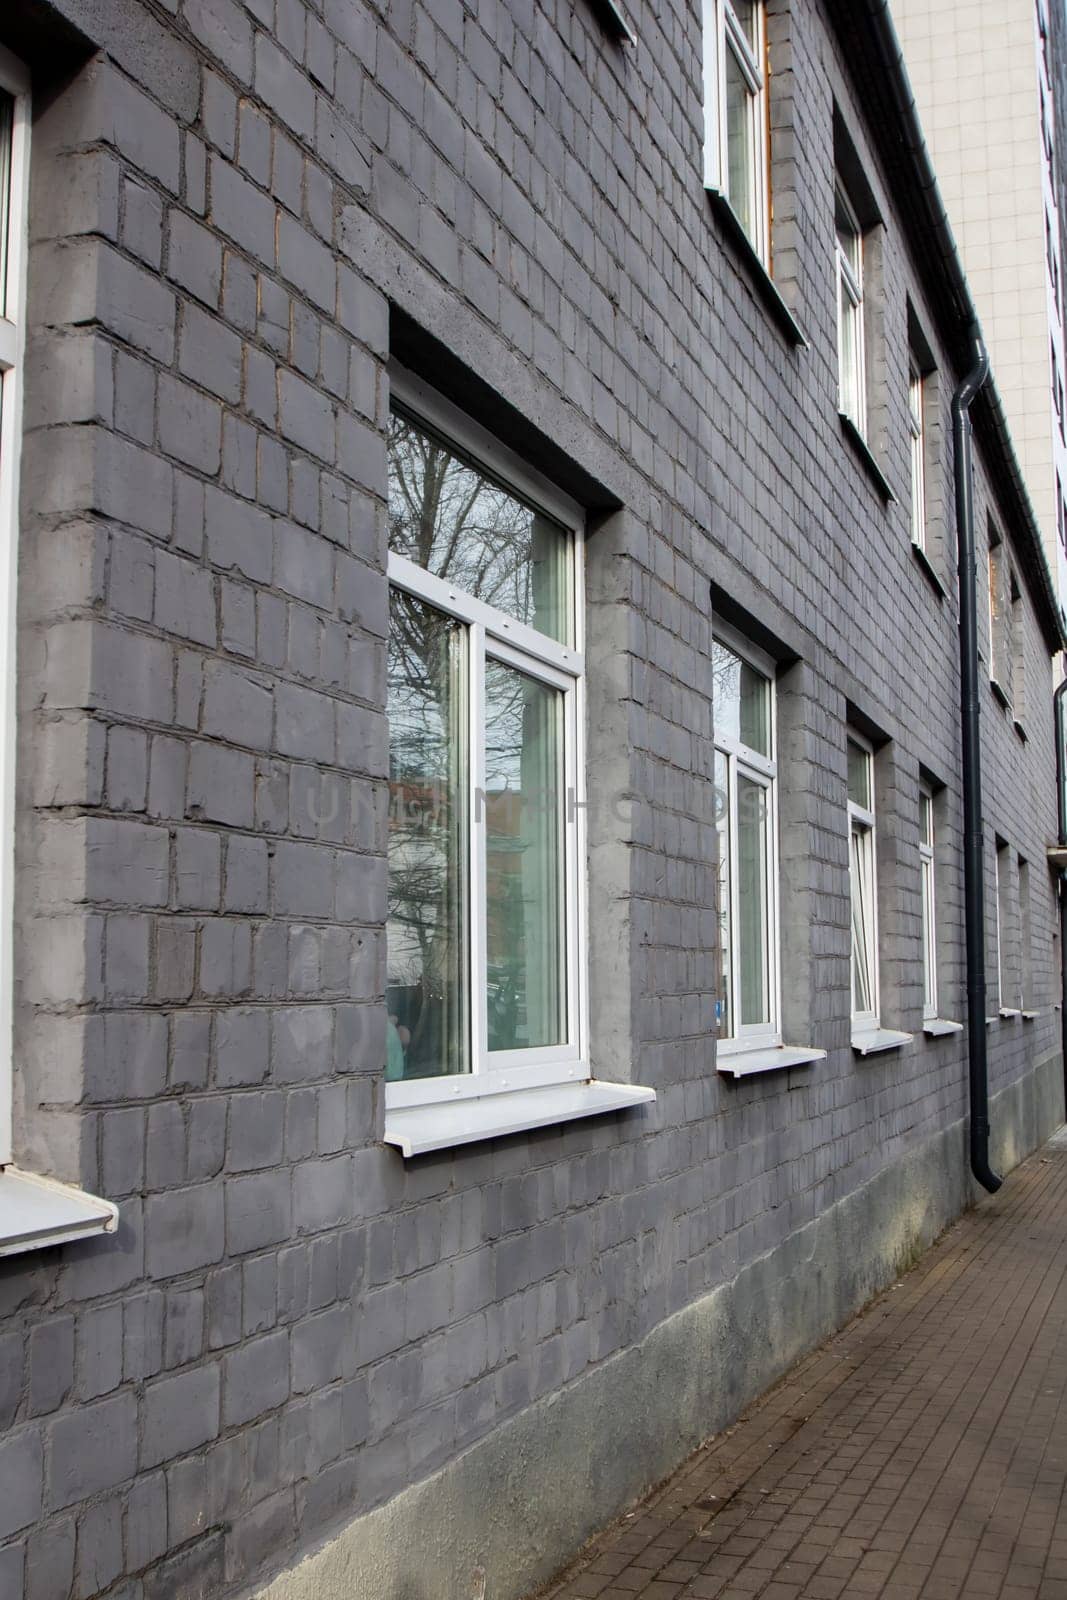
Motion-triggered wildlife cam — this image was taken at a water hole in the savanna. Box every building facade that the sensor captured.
[0,1,1063,1598]
[893,0,1067,637]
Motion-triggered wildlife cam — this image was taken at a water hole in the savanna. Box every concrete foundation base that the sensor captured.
[251,1050,1064,1600]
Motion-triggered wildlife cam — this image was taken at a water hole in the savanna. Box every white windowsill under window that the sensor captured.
[999,1007,1021,1019]
[923,1018,963,1037]
[0,1167,118,1257]
[717,1043,826,1079]
[851,1026,912,1056]
[384,1080,655,1157]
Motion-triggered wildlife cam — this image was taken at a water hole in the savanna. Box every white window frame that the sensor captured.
[702,0,770,264]
[384,367,589,1114]
[0,47,30,1169]
[909,359,927,552]
[919,787,937,1022]
[713,622,780,1057]
[836,182,867,436]
[848,734,879,1030]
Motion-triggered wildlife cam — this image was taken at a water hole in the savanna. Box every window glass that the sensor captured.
[737,774,770,1025]
[725,46,755,240]
[386,591,469,1081]
[850,825,874,1015]
[0,93,11,322]
[713,640,770,754]
[847,739,870,809]
[835,187,861,279]
[727,0,759,50]
[909,364,926,548]
[714,748,733,1040]
[484,658,566,1053]
[388,411,572,646]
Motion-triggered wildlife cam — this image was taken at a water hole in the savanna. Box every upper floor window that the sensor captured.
[919,787,937,1022]
[0,48,29,1170]
[713,629,778,1052]
[703,0,769,263]
[847,735,878,1029]
[909,358,927,551]
[385,372,587,1111]
[836,181,866,435]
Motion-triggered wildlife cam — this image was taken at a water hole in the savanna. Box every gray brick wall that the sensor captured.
[0,0,1061,1595]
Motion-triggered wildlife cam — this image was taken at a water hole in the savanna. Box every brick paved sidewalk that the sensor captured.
[532,1130,1067,1600]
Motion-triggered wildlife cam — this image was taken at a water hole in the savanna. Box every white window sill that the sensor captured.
[923,1018,963,1037]
[999,1007,1021,1020]
[717,1044,826,1079]
[383,1079,655,1157]
[1022,1009,1040,1020]
[851,1027,912,1056]
[0,1167,118,1258]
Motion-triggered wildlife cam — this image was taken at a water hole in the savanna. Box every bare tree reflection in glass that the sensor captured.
[385,590,469,1080]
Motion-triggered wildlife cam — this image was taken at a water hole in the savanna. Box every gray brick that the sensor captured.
[76,1302,124,1400]
[225,1169,292,1252]
[168,210,223,307]
[293,1154,353,1234]
[106,726,148,812]
[48,1393,136,1510]
[74,1494,123,1597]
[275,682,335,761]
[175,827,222,910]
[227,1091,285,1172]
[242,1253,278,1336]
[170,1011,211,1091]
[85,1012,167,1102]
[291,1304,348,1395]
[273,840,334,916]
[278,369,334,459]
[224,834,269,912]
[123,177,164,267]
[28,1317,74,1417]
[102,1105,146,1195]
[272,1005,334,1087]
[26,1518,75,1600]
[178,303,243,402]
[278,211,335,311]
[205,485,274,583]
[184,0,253,85]
[188,741,255,827]
[239,99,272,186]
[86,817,169,907]
[145,1184,225,1278]
[255,32,315,139]
[164,1287,204,1368]
[215,1006,270,1087]
[158,375,222,475]
[210,154,277,264]
[142,1530,225,1600]
[275,520,334,608]
[126,1471,168,1571]
[202,661,273,748]
[222,1330,290,1426]
[154,921,196,1001]
[123,1290,164,1384]
[142,1364,220,1468]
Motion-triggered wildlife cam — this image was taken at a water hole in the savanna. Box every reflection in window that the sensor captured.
[386,592,468,1080]
[484,659,565,1053]
[388,411,571,645]
[713,635,777,1046]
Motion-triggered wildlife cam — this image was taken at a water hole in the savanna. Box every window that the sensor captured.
[919,789,937,1021]
[384,373,590,1111]
[1018,856,1033,1013]
[713,629,778,1052]
[994,838,1017,1015]
[909,359,927,550]
[836,182,866,434]
[703,0,769,262]
[988,530,1011,700]
[0,50,29,1171]
[847,736,879,1030]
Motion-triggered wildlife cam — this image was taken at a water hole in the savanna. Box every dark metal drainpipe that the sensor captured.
[1054,679,1067,1115]
[954,326,1002,1194]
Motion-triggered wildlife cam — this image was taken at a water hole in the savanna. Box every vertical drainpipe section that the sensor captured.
[1054,679,1067,1115]
[954,326,1002,1194]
